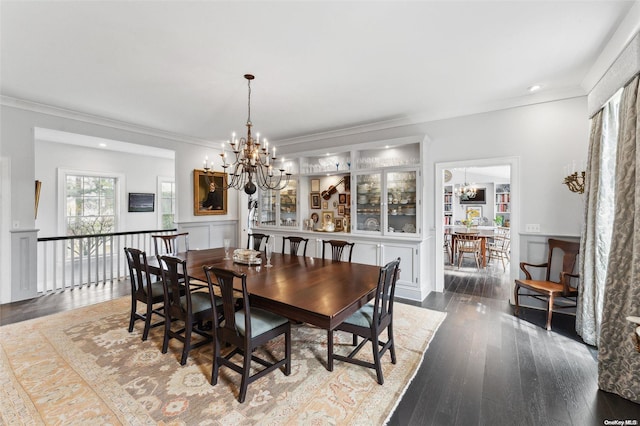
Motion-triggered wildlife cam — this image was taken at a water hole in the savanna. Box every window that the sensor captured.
[159,179,176,229]
[65,174,117,236]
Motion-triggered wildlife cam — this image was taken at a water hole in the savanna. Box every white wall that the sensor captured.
[0,104,239,303]
[425,97,588,236]
[34,140,175,237]
[281,96,589,297]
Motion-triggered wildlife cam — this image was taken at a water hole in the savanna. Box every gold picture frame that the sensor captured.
[310,192,321,209]
[322,210,334,227]
[194,169,228,215]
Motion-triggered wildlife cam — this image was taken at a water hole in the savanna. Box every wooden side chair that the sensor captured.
[159,255,218,365]
[487,232,511,271]
[456,234,482,270]
[125,247,169,341]
[282,236,309,257]
[514,239,580,331]
[152,232,189,256]
[247,233,269,252]
[322,239,355,262]
[328,257,401,384]
[203,266,291,403]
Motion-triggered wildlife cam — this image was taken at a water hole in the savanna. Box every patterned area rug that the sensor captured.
[0,297,445,425]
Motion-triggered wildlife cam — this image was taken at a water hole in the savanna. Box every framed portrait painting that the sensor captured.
[194,169,228,215]
[310,192,321,209]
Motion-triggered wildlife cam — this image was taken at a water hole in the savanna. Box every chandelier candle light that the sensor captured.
[203,74,291,195]
[563,161,585,194]
[454,168,477,200]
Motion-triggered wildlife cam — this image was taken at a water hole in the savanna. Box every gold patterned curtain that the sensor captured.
[598,75,640,403]
[577,93,620,346]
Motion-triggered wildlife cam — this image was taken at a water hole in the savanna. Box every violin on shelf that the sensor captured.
[321,178,345,200]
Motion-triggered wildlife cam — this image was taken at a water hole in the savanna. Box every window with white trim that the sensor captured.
[65,174,117,236]
[158,178,175,229]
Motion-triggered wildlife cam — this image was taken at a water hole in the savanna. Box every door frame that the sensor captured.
[434,156,520,302]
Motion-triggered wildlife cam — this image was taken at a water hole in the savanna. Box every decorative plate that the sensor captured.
[402,223,416,233]
[364,218,379,231]
[444,169,452,182]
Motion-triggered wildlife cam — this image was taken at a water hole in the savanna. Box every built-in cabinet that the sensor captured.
[495,183,510,226]
[443,185,453,225]
[256,179,298,228]
[250,139,424,300]
[353,169,419,235]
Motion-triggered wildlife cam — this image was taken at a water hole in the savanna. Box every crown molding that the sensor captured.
[278,87,586,146]
[0,95,213,147]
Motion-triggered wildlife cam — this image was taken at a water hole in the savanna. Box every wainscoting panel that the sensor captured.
[178,220,238,250]
[10,229,38,302]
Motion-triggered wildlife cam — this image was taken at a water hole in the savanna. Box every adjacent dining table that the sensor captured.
[447,227,495,267]
[147,247,383,368]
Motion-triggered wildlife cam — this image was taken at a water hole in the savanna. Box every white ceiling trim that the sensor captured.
[34,127,175,160]
[582,1,640,92]
[1,95,213,148]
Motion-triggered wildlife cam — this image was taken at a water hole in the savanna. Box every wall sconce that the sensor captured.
[563,170,586,194]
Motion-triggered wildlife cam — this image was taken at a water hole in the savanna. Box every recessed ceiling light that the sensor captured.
[528,85,541,92]
[99,143,107,147]
[385,145,390,149]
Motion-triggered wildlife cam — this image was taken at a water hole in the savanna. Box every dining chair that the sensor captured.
[514,239,580,331]
[203,266,291,403]
[124,247,169,341]
[282,236,309,256]
[443,233,452,264]
[159,255,218,365]
[456,234,482,270]
[152,232,189,256]
[487,228,511,271]
[327,257,401,385]
[322,239,355,262]
[247,233,269,252]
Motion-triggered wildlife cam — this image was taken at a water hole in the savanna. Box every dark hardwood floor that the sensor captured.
[388,260,640,425]
[1,259,639,425]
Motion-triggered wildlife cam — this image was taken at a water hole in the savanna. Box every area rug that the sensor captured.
[0,297,446,425]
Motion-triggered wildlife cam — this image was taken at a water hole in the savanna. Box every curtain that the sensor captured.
[598,75,640,403]
[577,94,620,346]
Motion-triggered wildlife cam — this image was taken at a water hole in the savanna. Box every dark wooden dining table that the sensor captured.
[148,247,382,366]
[447,228,495,267]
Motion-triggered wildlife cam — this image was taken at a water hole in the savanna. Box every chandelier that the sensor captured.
[203,74,291,195]
[454,168,477,199]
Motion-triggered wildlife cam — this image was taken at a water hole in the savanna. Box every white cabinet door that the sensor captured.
[382,243,417,289]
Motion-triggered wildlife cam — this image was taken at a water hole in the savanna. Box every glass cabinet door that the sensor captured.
[258,189,277,226]
[355,172,381,232]
[279,180,297,227]
[386,170,417,234]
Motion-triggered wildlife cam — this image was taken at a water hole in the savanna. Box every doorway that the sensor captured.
[434,157,519,303]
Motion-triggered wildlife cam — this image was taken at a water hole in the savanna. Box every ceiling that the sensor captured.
[1,1,636,146]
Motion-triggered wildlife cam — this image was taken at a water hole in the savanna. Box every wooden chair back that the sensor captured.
[125,247,153,301]
[152,232,189,256]
[537,239,580,284]
[282,236,309,256]
[372,257,401,328]
[247,233,269,252]
[457,234,481,252]
[322,239,355,262]
[159,255,193,318]
[204,267,249,344]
